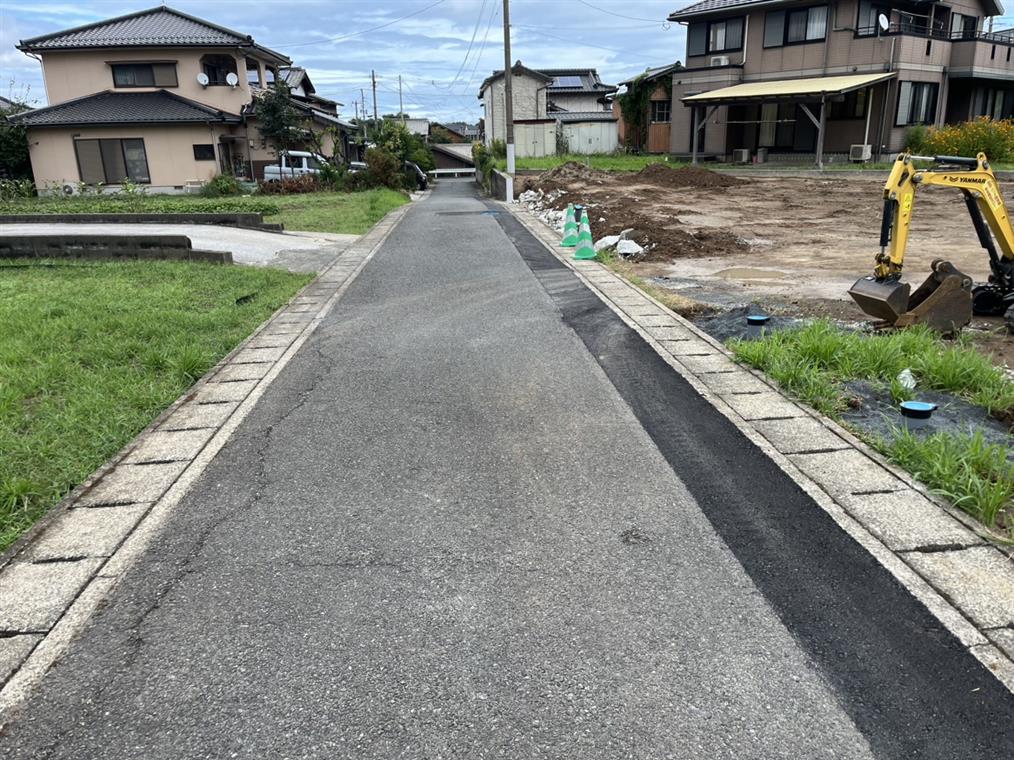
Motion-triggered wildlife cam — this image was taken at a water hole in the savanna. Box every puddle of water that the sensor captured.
[714,267,788,281]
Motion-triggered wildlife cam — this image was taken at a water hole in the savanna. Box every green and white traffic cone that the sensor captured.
[573,216,596,260]
[560,204,578,247]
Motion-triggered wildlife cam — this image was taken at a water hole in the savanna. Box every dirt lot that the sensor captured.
[520,162,1014,368]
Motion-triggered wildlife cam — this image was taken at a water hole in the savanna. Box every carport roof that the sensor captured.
[681,72,894,105]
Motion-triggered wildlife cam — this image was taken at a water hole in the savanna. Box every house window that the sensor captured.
[687,16,744,56]
[830,89,867,119]
[74,138,150,184]
[950,13,978,39]
[111,63,177,88]
[193,144,216,161]
[650,100,671,123]
[200,54,238,86]
[764,6,827,47]
[895,81,938,126]
[973,88,1014,119]
[857,1,891,36]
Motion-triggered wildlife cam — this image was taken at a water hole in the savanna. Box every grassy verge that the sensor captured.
[0,188,409,235]
[496,154,685,172]
[729,321,1014,535]
[594,249,712,318]
[0,260,312,552]
[262,188,408,234]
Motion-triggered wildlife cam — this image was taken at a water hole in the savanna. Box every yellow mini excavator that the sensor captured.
[848,151,1014,332]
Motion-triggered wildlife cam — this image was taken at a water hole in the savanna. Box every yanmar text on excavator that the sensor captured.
[848,151,1014,332]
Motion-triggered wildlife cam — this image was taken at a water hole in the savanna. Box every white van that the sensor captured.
[263,151,327,181]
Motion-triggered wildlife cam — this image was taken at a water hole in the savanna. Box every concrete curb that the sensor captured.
[0,201,413,721]
[505,202,1014,694]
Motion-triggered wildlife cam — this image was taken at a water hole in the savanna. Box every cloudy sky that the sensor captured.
[3,1,1014,122]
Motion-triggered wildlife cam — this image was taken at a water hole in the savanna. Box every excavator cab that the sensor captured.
[848,152,1014,331]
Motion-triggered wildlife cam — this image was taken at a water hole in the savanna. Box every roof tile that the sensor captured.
[11,90,241,127]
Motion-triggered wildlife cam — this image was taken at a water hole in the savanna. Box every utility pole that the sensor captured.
[371,70,379,125]
[360,88,368,139]
[399,75,405,125]
[502,0,515,198]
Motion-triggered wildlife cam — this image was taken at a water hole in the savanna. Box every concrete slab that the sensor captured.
[245,334,296,349]
[233,346,288,364]
[25,505,148,561]
[193,380,258,404]
[0,560,103,632]
[789,449,906,497]
[905,547,1014,629]
[751,417,850,454]
[649,329,708,348]
[636,315,681,328]
[125,428,215,463]
[839,491,983,552]
[697,371,773,396]
[76,462,187,506]
[679,353,739,374]
[723,392,807,421]
[161,401,238,431]
[0,635,41,685]
[214,363,273,383]
[987,628,1014,661]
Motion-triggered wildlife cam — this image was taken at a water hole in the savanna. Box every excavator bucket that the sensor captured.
[848,260,974,332]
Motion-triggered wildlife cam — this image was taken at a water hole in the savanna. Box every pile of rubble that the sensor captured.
[517,188,645,259]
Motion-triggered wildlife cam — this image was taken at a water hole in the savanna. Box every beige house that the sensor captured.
[636,0,1014,162]
[12,6,355,191]
[478,62,619,156]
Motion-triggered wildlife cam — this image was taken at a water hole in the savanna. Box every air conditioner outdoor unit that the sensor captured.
[849,144,873,162]
[710,55,730,67]
[732,148,751,163]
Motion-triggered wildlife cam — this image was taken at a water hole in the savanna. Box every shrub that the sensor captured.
[472,142,495,190]
[918,117,1014,162]
[362,147,403,191]
[316,161,347,191]
[0,178,36,201]
[201,174,243,198]
[257,175,322,195]
[903,124,930,154]
[490,139,507,160]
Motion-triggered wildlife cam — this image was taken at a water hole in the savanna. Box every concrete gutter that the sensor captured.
[0,201,413,719]
[505,201,1014,694]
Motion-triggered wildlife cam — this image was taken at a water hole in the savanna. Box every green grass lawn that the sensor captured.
[730,322,1014,536]
[261,188,408,234]
[0,260,312,552]
[0,188,408,235]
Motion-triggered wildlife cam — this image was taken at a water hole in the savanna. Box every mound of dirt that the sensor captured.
[542,161,604,183]
[634,164,749,189]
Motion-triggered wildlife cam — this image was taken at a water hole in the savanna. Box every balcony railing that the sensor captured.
[855,23,1014,45]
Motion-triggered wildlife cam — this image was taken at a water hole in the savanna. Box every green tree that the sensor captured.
[252,82,303,173]
[0,88,31,180]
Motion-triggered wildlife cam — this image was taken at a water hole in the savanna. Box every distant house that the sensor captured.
[613,63,682,153]
[430,122,469,142]
[11,5,357,190]
[442,121,480,140]
[478,61,619,156]
[430,143,474,171]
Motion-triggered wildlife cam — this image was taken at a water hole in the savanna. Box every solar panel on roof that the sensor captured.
[552,75,583,87]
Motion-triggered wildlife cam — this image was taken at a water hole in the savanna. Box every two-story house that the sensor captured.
[11,6,354,191]
[656,0,1014,163]
[479,62,619,155]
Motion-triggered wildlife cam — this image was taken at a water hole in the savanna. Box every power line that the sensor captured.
[574,0,669,24]
[512,25,627,53]
[272,0,447,50]
[436,0,488,90]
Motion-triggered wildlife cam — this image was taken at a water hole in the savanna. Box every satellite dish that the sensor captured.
[877,13,890,32]
[226,72,239,87]
[196,72,210,87]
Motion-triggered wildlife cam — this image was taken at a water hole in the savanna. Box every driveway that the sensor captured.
[0,223,357,272]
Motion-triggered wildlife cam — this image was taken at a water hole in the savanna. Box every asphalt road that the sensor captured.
[1,180,1011,758]
[0,223,355,271]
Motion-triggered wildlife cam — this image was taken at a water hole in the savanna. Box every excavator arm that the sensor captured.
[849,152,1014,331]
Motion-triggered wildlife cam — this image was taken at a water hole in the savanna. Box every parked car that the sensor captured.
[349,161,367,173]
[404,160,428,190]
[263,151,327,182]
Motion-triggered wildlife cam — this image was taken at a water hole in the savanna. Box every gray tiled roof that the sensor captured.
[10,90,242,127]
[18,6,290,63]
[668,0,770,20]
[555,111,617,123]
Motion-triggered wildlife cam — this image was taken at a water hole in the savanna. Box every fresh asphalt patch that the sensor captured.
[489,202,1014,758]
